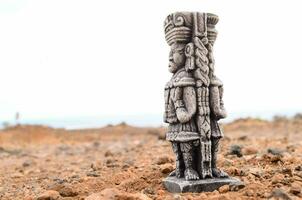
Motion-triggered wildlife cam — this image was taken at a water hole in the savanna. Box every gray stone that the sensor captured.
[163,176,243,193]
[162,11,243,193]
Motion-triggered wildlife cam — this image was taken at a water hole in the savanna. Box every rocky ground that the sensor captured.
[1,115,302,200]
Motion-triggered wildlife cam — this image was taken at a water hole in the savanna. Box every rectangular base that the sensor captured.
[163,176,242,193]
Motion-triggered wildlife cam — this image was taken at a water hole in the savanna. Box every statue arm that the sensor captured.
[174,86,197,123]
[210,85,227,120]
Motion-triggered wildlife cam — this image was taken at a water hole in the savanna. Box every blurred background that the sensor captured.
[0,0,301,129]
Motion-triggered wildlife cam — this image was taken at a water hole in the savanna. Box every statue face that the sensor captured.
[168,43,186,73]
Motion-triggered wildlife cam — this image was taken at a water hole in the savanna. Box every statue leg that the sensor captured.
[211,137,229,178]
[180,142,199,180]
[169,142,184,178]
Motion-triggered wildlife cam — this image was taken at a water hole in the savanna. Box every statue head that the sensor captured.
[164,12,219,79]
[168,42,186,73]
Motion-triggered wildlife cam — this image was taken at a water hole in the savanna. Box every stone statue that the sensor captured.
[163,12,243,193]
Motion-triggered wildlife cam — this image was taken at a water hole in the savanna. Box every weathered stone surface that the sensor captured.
[163,176,243,193]
[162,11,244,193]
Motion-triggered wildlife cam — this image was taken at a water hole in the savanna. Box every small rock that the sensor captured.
[242,146,258,155]
[282,167,293,176]
[272,173,284,184]
[156,155,173,165]
[91,161,102,171]
[229,181,245,191]
[227,167,244,176]
[160,163,173,174]
[157,189,165,196]
[48,183,78,197]
[238,135,248,140]
[60,187,78,197]
[86,171,100,177]
[106,158,119,168]
[142,187,155,195]
[267,148,284,156]
[218,185,229,193]
[37,190,60,200]
[228,145,242,157]
[295,165,302,171]
[104,150,114,157]
[290,182,301,195]
[249,168,263,178]
[53,178,66,184]
[245,189,254,197]
[92,141,100,148]
[22,160,35,167]
[262,153,283,163]
[269,188,291,200]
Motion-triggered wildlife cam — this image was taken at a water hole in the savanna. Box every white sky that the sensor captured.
[0,0,302,123]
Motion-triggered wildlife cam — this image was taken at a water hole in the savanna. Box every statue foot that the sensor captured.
[212,168,229,178]
[169,170,176,177]
[169,169,183,178]
[184,168,199,180]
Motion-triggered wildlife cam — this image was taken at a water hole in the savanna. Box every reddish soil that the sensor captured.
[0,116,302,200]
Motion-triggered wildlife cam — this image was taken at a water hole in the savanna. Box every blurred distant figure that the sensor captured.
[15,112,20,126]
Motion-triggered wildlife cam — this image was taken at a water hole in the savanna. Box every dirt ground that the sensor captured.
[1,116,302,200]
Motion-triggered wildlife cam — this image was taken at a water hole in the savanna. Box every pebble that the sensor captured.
[249,167,263,178]
[157,189,165,196]
[229,181,245,191]
[227,167,244,176]
[37,190,60,200]
[86,171,100,177]
[295,165,302,171]
[48,183,78,197]
[269,188,291,200]
[160,163,173,174]
[267,148,284,156]
[242,146,258,155]
[104,150,114,157]
[228,145,242,157]
[156,155,173,165]
[142,187,155,195]
[238,135,248,140]
[290,182,301,195]
[272,173,284,184]
[245,189,254,197]
[282,167,293,176]
[91,161,102,171]
[22,160,35,167]
[218,185,229,193]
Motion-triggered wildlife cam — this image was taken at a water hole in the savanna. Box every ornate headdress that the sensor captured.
[164,12,219,45]
[164,12,219,86]
[164,12,208,46]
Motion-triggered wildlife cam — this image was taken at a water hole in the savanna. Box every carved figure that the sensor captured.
[163,12,228,181]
